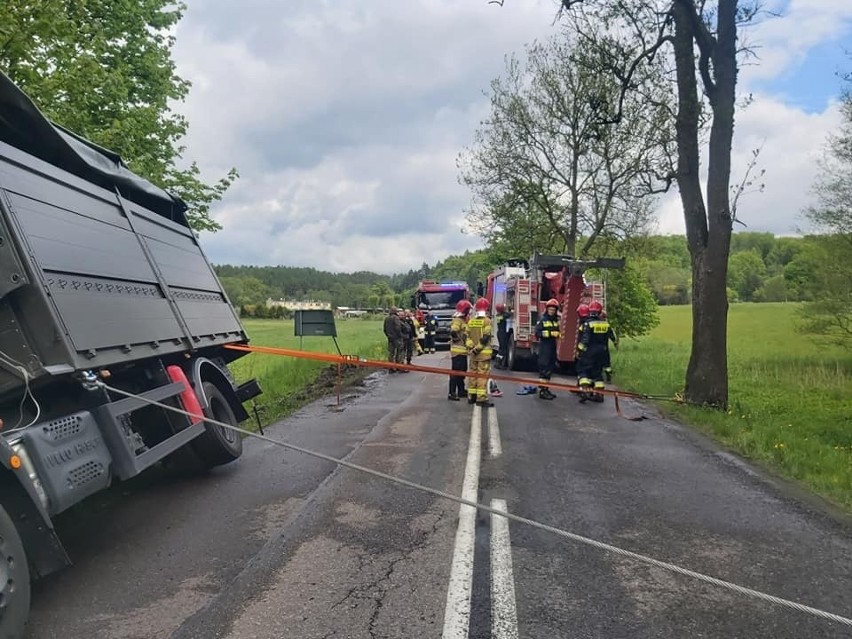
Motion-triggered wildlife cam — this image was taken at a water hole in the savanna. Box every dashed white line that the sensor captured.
[490,498,519,639]
[442,404,482,639]
[487,407,502,459]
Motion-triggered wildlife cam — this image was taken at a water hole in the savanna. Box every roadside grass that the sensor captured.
[615,302,852,510]
[229,318,387,425]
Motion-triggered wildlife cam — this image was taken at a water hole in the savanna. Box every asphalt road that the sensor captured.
[24,353,852,638]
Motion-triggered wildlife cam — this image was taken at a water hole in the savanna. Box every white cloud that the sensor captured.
[739,0,852,84]
[654,93,843,236]
[171,0,852,273]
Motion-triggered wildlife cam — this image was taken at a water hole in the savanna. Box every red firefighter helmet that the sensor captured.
[495,303,505,313]
[577,303,590,318]
[455,300,473,314]
[589,300,603,315]
[474,297,490,313]
[545,298,560,309]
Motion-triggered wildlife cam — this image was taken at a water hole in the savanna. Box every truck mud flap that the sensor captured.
[235,378,262,404]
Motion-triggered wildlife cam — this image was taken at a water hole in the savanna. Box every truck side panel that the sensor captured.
[0,139,246,401]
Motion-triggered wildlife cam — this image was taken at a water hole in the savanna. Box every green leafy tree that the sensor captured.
[0,0,236,232]
[596,266,659,338]
[220,276,271,308]
[727,250,766,302]
[800,62,852,347]
[754,275,787,302]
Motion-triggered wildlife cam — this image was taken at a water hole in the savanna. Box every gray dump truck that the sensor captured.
[0,72,262,636]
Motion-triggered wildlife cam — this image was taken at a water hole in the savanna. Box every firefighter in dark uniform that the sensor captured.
[534,298,560,400]
[574,303,590,384]
[600,309,618,381]
[448,300,472,401]
[424,311,438,354]
[576,300,616,402]
[383,307,405,372]
[495,303,510,369]
[402,310,417,365]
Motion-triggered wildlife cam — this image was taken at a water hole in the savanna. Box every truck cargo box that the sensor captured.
[0,72,247,404]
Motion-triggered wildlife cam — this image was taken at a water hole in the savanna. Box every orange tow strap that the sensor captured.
[224,343,652,408]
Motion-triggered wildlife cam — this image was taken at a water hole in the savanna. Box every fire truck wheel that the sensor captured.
[508,338,518,371]
[192,382,244,467]
[0,504,30,639]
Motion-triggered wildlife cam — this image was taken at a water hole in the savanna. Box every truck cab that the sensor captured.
[412,281,470,348]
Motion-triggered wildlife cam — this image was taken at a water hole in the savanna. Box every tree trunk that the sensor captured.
[672,0,736,409]
[684,0,737,408]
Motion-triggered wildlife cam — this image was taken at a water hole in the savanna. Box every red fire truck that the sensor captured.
[485,253,625,370]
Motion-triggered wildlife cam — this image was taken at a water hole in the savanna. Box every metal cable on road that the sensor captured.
[96,381,852,628]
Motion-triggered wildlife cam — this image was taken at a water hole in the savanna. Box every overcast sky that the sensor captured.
[172,0,852,274]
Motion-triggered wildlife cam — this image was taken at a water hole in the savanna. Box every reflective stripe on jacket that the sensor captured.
[450,315,468,355]
[537,318,560,340]
[465,316,492,360]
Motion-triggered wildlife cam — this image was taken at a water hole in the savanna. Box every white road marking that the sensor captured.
[490,498,519,639]
[488,407,502,459]
[442,404,482,638]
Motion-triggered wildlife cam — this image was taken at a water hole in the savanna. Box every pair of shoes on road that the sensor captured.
[490,389,503,397]
[516,385,537,395]
[447,394,460,401]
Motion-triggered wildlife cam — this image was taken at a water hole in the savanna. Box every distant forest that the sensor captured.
[215,232,827,314]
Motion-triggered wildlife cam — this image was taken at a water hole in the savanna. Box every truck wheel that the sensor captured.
[0,505,30,639]
[192,382,243,468]
[508,339,518,371]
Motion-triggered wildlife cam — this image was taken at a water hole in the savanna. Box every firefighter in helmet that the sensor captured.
[423,311,438,354]
[600,309,618,381]
[576,300,616,402]
[534,298,560,400]
[448,300,472,401]
[466,297,494,407]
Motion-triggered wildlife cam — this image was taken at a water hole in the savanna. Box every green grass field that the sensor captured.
[616,303,852,509]
[229,318,386,423]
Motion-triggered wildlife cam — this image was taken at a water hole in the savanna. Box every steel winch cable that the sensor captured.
[95,380,852,628]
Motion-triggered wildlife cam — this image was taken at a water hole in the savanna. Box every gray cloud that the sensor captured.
[173,0,852,274]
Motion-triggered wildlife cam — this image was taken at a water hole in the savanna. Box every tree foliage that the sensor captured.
[592,265,660,338]
[459,29,675,257]
[801,67,852,346]
[0,0,236,232]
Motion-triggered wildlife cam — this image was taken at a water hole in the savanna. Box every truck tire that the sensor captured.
[0,505,30,639]
[507,338,519,371]
[191,382,243,468]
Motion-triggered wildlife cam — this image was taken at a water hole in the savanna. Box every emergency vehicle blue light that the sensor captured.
[439,281,467,287]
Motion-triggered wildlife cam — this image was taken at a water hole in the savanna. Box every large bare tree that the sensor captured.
[458,30,675,259]
[547,0,759,408]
